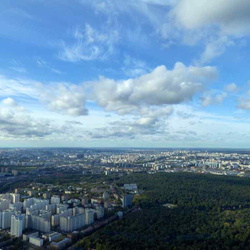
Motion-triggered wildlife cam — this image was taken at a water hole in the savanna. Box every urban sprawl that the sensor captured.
[0,148,249,249]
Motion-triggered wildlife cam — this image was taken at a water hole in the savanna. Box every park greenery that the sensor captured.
[76,173,250,249]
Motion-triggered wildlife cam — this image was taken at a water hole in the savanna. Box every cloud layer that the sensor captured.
[2,1,250,147]
[0,99,57,139]
[94,63,217,114]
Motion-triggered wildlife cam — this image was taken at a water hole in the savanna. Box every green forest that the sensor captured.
[76,173,250,249]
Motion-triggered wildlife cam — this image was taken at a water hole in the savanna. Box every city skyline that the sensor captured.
[1,0,250,148]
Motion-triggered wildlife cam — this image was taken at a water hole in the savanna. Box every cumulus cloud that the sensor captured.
[87,103,250,144]
[1,97,17,107]
[165,0,250,63]
[0,61,217,121]
[88,105,173,140]
[94,62,217,114]
[201,92,227,107]
[0,104,58,139]
[41,83,88,116]
[172,0,250,37]
[0,75,88,117]
[139,106,173,120]
[90,117,164,139]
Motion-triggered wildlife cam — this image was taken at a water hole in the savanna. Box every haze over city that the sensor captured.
[1,0,250,148]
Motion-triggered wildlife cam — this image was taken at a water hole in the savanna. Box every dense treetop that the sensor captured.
[76,173,250,249]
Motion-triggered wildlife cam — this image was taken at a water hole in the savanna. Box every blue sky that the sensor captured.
[1,0,250,148]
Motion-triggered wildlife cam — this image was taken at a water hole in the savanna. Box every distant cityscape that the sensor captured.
[1,148,250,178]
[0,148,250,248]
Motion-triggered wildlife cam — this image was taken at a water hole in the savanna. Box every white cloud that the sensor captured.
[41,83,88,116]
[172,0,250,37]
[225,83,238,92]
[94,62,218,114]
[0,75,40,98]
[51,68,63,75]
[141,0,175,6]
[162,0,250,63]
[9,67,27,73]
[75,1,250,65]
[238,99,250,110]
[79,0,173,50]
[80,0,173,16]
[2,97,17,107]
[122,55,150,77]
[59,24,119,62]
[0,104,58,139]
[86,104,250,146]
[201,92,227,107]
[35,58,63,75]
[36,57,47,67]
[167,105,250,146]
[0,62,217,119]
[198,36,234,64]
[0,75,88,117]
[89,107,173,139]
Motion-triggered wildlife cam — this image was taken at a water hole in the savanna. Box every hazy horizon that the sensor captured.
[1,146,250,151]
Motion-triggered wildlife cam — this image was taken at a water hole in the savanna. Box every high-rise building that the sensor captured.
[60,213,85,232]
[81,196,89,206]
[9,202,23,212]
[51,195,60,205]
[0,199,10,211]
[26,201,49,215]
[45,204,56,215]
[122,195,133,208]
[26,214,51,233]
[85,209,94,225]
[24,198,48,210]
[56,204,68,214]
[51,214,60,227]
[103,191,109,201]
[96,206,104,219]
[73,206,85,216]
[0,210,15,229]
[104,170,111,175]
[0,193,11,200]
[11,170,19,176]
[11,193,20,204]
[61,208,73,217]
[11,214,26,237]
